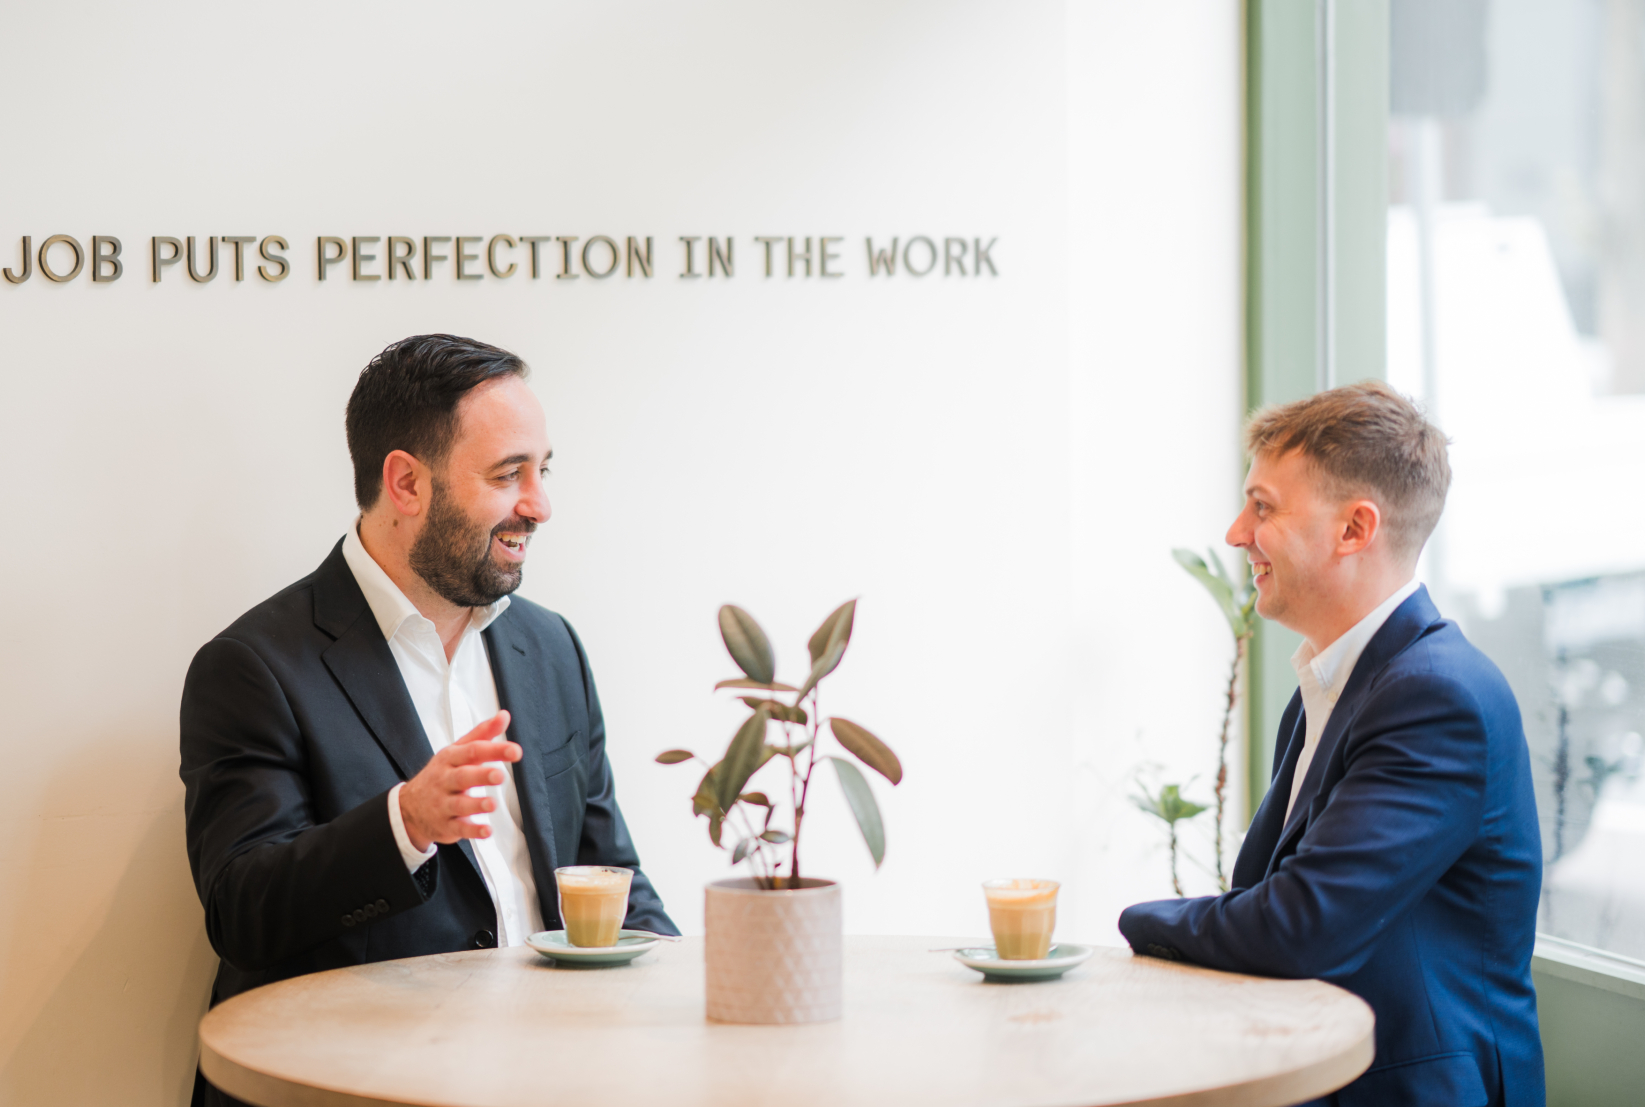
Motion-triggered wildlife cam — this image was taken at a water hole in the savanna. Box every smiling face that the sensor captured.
[407,376,552,608]
[1225,448,1356,641]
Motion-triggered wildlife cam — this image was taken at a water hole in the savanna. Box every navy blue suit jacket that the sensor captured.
[1119,587,1543,1107]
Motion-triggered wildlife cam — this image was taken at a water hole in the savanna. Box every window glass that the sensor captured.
[1389,0,1645,959]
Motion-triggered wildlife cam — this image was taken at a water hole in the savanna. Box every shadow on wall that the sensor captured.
[0,738,218,1107]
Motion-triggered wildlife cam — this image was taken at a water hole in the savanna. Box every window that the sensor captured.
[1389,0,1645,959]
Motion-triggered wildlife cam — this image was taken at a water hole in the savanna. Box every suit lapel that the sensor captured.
[1265,586,1445,869]
[1228,694,1305,888]
[312,540,483,879]
[314,542,437,781]
[484,612,562,905]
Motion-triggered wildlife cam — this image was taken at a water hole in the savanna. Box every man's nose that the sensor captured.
[1225,508,1250,549]
[519,473,552,523]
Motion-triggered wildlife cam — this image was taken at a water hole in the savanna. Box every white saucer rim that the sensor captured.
[951,942,1095,971]
[525,929,660,957]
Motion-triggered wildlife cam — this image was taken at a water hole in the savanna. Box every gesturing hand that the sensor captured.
[398,711,521,852]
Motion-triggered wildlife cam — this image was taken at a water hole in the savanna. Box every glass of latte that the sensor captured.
[982,878,1060,960]
[554,866,633,947]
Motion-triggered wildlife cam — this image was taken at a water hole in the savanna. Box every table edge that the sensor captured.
[198,942,1378,1107]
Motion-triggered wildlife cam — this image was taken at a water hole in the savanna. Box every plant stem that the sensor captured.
[1212,634,1247,894]
[789,717,802,881]
[792,689,820,884]
[1169,823,1184,897]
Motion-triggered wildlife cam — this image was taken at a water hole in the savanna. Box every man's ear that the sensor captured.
[1338,498,1381,556]
[381,450,430,518]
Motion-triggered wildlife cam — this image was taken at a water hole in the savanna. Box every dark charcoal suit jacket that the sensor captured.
[1119,587,1544,1107]
[180,541,676,1102]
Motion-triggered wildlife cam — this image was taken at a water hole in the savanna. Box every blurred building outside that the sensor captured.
[1389,0,1645,959]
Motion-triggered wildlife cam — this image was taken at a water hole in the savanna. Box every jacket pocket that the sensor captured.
[1338,1050,1487,1107]
[534,730,584,780]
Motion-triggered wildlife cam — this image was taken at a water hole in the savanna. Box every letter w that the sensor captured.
[866,237,898,276]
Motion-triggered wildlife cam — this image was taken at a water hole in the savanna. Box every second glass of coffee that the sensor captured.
[554,865,633,947]
[982,878,1060,960]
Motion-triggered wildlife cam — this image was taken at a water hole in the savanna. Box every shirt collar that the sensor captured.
[340,522,511,644]
[1291,578,1421,704]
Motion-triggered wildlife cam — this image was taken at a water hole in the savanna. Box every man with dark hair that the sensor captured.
[1120,381,1544,1107]
[181,334,676,1107]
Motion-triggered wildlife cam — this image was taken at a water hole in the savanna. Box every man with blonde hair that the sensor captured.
[1120,381,1543,1107]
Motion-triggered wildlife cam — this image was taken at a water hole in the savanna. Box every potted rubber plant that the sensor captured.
[656,600,901,1024]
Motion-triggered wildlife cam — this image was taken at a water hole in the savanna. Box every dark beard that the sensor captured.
[409,479,533,608]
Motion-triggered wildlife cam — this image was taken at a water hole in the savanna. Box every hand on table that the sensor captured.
[399,710,519,852]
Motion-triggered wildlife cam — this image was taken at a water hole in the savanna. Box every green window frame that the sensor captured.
[1244,0,1388,811]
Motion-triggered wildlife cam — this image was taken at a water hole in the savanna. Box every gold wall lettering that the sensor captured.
[0,235,1000,286]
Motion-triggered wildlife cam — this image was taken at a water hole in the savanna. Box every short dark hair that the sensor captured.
[1244,379,1450,561]
[345,334,529,510]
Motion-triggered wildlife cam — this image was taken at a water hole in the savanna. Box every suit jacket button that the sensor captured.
[473,929,496,949]
[341,915,355,928]
[363,903,379,919]
[375,899,389,912]
[353,908,368,923]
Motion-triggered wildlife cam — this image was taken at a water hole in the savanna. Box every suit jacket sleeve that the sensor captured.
[559,618,680,936]
[1118,669,1488,979]
[180,636,432,971]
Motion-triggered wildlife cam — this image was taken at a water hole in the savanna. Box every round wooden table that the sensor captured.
[199,936,1374,1107]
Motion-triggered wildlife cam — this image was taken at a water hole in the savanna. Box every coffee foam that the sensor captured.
[556,867,630,894]
[982,879,1059,907]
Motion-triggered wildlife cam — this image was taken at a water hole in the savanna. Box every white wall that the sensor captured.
[0,3,1241,1104]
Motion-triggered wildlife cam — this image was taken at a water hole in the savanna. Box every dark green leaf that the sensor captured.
[760,829,791,844]
[719,605,775,685]
[715,706,771,813]
[739,791,773,807]
[693,766,721,818]
[715,677,798,692]
[694,767,727,849]
[732,838,754,864]
[807,599,857,666]
[793,640,845,704]
[828,756,886,868]
[829,717,902,785]
[655,749,695,765]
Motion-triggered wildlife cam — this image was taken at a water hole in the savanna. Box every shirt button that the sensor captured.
[473,929,496,949]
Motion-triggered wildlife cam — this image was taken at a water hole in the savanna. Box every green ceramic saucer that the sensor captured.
[952,943,1094,983]
[526,930,659,967]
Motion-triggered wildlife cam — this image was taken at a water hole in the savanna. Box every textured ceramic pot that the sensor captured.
[704,877,842,1024]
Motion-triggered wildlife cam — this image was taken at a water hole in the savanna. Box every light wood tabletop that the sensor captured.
[199,936,1374,1107]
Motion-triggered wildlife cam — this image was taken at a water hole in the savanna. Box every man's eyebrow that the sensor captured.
[486,450,553,472]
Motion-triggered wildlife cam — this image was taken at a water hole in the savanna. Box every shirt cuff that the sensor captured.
[388,782,438,873]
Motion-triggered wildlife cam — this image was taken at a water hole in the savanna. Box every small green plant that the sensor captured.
[1172,547,1257,892]
[1131,782,1208,897]
[656,600,902,888]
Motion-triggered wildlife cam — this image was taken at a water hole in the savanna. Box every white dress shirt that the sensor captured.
[341,525,545,946]
[1284,578,1422,822]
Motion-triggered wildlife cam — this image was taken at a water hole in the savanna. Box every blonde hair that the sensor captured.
[1245,380,1450,561]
